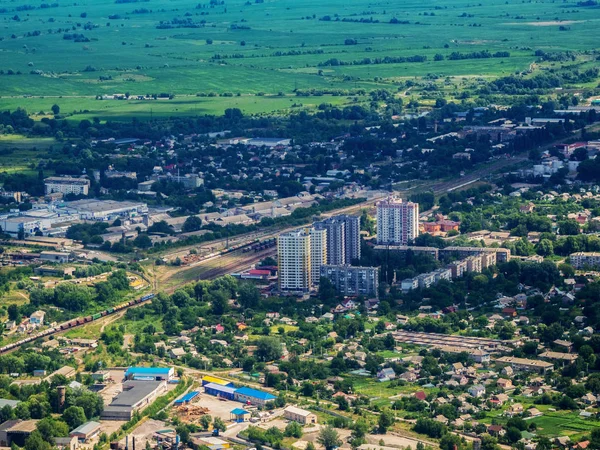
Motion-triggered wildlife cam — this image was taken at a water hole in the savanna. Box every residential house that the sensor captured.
[377,368,396,382]
[497,378,513,390]
[468,385,486,398]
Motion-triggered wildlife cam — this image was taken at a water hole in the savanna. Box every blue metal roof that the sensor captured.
[174,391,199,404]
[231,408,250,415]
[125,367,171,376]
[235,386,276,401]
[205,383,237,395]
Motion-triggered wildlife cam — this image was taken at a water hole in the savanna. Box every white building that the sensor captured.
[401,278,419,292]
[376,197,419,245]
[44,177,90,196]
[278,229,311,292]
[570,252,600,269]
[56,199,147,221]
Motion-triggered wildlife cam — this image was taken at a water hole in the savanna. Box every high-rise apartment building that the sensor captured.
[277,229,311,292]
[309,227,327,286]
[376,197,419,245]
[314,215,361,265]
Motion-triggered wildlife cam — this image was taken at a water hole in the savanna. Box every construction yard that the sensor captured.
[172,390,246,424]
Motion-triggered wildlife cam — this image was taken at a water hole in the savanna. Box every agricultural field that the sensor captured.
[2,0,600,118]
[0,134,58,175]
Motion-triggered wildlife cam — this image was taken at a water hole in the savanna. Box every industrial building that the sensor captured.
[101,380,167,420]
[0,399,19,409]
[201,376,233,386]
[284,406,317,424]
[69,421,101,442]
[203,383,277,406]
[320,264,379,297]
[56,199,148,221]
[204,383,237,401]
[0,420,38,447]
[233,386,277,407]
[124,366,174,381]
[376,197,419,245]
[39,251,71,264]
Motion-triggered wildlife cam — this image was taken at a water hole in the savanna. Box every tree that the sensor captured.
[506,427,522,444]
[133,234,152,249]
[319,277,337,304]
[182,216,203,232]
[7,304,19,321]
[210,290,228,315]
[558,263,575,278]
[63,406,86,429]
[317,426,342,450]
[440,433,463,450]
[256,337,283,361]
[285,421,303,438]
[238,282,260,309]
[537,437,552,450]
[37,417,68,443]
[73,390,104,419]
[536,239,554,256]
[213,417,227,432]
[558,220,580,236]
[24,431,51,450]
[51,104,60,115]
[378,409,395,433]
[200,414,212,430]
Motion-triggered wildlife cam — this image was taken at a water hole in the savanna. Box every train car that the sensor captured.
[141,293,155,301]
[107,308,115,314]
[84,316,93,323]
[101,311,108,317]
[92,313,101,320]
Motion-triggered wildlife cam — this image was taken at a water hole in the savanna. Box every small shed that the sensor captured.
[230,408,250,423]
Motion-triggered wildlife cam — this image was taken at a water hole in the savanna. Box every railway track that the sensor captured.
[0,293,156,355]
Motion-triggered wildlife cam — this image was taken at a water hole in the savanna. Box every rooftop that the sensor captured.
[204,383,237,395]
[110,381,164,407]
[70,421,101,436]
[124,367,171,376]
[235,386,276,401]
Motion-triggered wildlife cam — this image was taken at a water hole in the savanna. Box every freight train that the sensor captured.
[0,293,156,354]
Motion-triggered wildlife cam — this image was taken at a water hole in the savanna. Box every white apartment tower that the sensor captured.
[376,197,419,245]
[278,229,312,292]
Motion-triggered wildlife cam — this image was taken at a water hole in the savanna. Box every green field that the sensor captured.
[0,93,364,122]
[2,0,600,118]
[0,134,58,175]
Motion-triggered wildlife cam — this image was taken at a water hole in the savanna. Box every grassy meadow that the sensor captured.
[1,0,600,118]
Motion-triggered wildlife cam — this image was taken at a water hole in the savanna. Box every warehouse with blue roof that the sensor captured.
[202,382,277,406]
[204,383,237,401]
[234,386,277,407]
[124,367,174,381]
